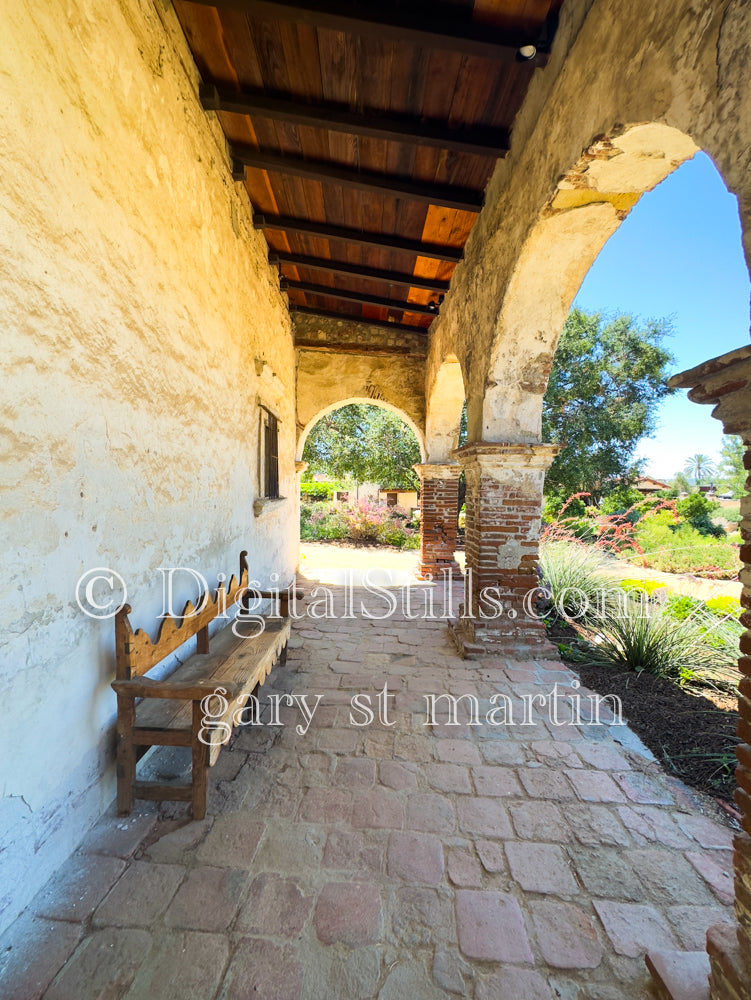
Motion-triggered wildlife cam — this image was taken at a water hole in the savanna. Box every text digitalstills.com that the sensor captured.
[75,564,663,632]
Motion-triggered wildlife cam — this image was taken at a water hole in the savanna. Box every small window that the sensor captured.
[260,407,280,499]
[386,492,398,506]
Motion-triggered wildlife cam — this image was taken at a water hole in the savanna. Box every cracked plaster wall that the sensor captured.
[0,0,296,932]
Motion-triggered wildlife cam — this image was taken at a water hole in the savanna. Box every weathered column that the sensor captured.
[413,463,461,579]
[668,346,751,1000]
[449,441,558,658]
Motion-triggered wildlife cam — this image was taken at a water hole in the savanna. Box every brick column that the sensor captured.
[413,463,461,579]
[449,441,558,658]
[668,346,751,1000]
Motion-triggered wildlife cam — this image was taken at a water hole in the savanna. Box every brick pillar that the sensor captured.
[413,463,461,579]
[448,441,557,658]
[668,347,751,1000]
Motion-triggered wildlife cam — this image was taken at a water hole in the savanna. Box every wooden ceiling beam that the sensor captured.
[232,147,483,211]
[189,0,549,64]
[201,85,509,157]
[256,215,463,263]
[272,251,450,292]
[291,306,429,335]
[286,281,437,315]
[294,338,426,358]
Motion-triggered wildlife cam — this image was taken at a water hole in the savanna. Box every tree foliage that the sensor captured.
[684,453,716,485]
[543,309,675,500]
[717,435,745,497]
[302,404,421,489]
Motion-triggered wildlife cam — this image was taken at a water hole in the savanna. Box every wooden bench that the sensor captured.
[111,551,293,819]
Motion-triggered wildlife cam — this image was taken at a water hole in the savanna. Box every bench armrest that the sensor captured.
[112,677,243,701]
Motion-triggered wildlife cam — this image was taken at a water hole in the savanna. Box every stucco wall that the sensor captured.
[0,0,296,931]
[296,348,427,458]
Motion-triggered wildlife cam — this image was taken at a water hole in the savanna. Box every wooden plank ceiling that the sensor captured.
[175,0,563,336]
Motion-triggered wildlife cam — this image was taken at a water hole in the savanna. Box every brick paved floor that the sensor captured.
[0,578,737,1000]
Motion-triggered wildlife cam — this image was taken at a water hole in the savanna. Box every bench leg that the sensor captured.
[116,695,136,815]
[279,641,288,667]
[191,700,209,820]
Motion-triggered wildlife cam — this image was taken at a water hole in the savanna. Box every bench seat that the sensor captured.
[111,551,293,819]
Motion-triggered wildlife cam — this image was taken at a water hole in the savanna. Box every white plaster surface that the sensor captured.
[0,0,296,932]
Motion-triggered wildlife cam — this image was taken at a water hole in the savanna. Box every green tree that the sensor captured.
[302,404,421,489]
[717,435,746,497]
[683,453,716,485]
[670,471,692,495]
[542,309,675,501]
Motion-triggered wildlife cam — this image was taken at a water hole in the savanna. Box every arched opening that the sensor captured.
[481,122,704,443]
[296,397,426,463]
[465,119,751,951]
[533,139,750,792]
[296,401,426,581]
[425,354,467,463]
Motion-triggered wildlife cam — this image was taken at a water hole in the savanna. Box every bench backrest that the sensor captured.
[114,551,250,680]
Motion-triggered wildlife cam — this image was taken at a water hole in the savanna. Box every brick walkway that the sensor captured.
[0,578,736,999]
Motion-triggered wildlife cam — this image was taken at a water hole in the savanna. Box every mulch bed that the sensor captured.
[573,662,740,808]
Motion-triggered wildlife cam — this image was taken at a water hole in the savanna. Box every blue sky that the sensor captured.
[572,151,751,480]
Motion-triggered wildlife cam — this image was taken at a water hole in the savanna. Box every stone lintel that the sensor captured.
[452,441,558,473]
[413,463,462,481]
[669,346,751,439]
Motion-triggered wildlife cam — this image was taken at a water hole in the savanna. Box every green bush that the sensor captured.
[676,492,719,520]
[631,518,740,578]
[585,602,719,680]
[664,594,703,621]
[599,486,644,516]
[675,493,725,537]
[543,493,587,522]
[537,541,609,623]
[300,480,346,501]
[618,578,669,597]
[705,595,742,619]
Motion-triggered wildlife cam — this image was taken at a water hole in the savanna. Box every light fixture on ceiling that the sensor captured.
[517,44,537,61]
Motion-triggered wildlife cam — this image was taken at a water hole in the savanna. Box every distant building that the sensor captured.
[378,488,419,514]
[634,477,670,495]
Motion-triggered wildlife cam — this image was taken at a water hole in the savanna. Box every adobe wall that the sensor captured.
[295,321,427,458]
[0,0,296,931]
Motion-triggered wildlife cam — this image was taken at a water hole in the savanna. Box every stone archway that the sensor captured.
[414,354,468,579]
[481,123,700,443]
[296,397,426,463]
[425,353,466,463]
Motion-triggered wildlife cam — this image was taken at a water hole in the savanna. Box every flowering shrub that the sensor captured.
[300,500,419,549]
[541,492,740,579]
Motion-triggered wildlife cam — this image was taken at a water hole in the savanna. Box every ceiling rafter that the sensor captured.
[231,147,484,212]
[272,252,450,292]
[188,0,551,64]
[255,216,463,263]
[285,280,437,315]
[291,306,429,335]
[201,86,510,157]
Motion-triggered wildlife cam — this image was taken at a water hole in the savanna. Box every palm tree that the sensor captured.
[684,453,716,485]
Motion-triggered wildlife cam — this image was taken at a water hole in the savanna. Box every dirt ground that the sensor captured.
[598,555,741,601]
[574,664,739,812]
